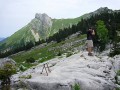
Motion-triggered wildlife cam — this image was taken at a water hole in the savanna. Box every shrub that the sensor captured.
[109,49,120,57]
[57,51,62,56]
[109,29,120,57]
[0,63,16,85]
[26,57,35,63]
[72,83,80,90]
[19,75,32,79]
[19,65,26,71]
[66,52,72,57]
[115,70,120,85]
[116,87,120,90]
[96,20,108,52]
[117,70,120,76]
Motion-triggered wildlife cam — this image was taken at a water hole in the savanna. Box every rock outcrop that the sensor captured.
[12,51,120,90]
[0,58,16,68]
[30,13,53,40]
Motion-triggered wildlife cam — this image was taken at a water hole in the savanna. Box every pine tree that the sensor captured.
[110,28,120,56]
[96,20,109,52]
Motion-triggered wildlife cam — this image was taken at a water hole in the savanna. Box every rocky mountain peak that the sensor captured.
[95,7,113,14]
[83,7,114,19]
[97,7,109,11]
[35,13,51,20]
[35,13,52,25]
[30,13,53,40]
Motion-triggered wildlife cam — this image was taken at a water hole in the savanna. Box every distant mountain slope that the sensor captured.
[0,14,82,51]
[0,25,35,51]
[50,17,82,36]
[0,37,5,41]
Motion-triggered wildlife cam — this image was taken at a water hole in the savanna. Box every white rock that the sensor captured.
[12,52,120,90]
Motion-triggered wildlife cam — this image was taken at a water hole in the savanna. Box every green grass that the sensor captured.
[19,75,32,79]
[72,83,81,90]
[117,70,120,76]
[50,17,82,36]
[116,88,120,90]
[10,44,56,70]
[12,44,55,62]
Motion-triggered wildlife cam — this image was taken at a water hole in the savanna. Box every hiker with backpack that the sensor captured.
[87,27,95,56]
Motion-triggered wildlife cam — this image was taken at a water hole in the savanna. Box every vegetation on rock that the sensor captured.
[0,63,16,85]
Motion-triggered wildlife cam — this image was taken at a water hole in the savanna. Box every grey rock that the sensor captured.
[30,13,53,40]
[0,58,16,68]
[11,52,120,90]
[112,55,120,71]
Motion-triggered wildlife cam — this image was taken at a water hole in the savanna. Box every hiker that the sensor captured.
[87,27,95,56]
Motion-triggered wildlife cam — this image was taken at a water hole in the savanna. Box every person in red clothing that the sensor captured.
[87,28,95,56]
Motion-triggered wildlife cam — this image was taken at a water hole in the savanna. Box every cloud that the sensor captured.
[0,0,120,37]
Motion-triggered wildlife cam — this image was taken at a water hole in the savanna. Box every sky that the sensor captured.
[0,0,120,38]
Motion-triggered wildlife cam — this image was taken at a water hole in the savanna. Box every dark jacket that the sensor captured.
[87,30,93,40]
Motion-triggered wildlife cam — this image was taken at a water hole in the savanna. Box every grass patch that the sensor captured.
[26,57,35,63]
[116,88,120,90]
[66,52,73,57]
[72,83,81,90]
[10,43,56,70]
[19,75,32,79]
[117,70,120,76]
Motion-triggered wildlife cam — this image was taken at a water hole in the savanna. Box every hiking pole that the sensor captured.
[46,63,51,72]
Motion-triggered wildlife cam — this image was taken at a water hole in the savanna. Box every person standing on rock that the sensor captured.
[87,27,95,56]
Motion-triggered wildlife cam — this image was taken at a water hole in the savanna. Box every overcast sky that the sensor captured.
[0,0,120,37]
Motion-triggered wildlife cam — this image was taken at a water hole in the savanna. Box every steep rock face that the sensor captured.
[30,13,52,40]
[12,52,120,90]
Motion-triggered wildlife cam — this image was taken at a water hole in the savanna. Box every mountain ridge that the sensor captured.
[0,7,119,54]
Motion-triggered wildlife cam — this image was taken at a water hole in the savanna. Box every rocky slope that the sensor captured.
[11,51,120,90]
